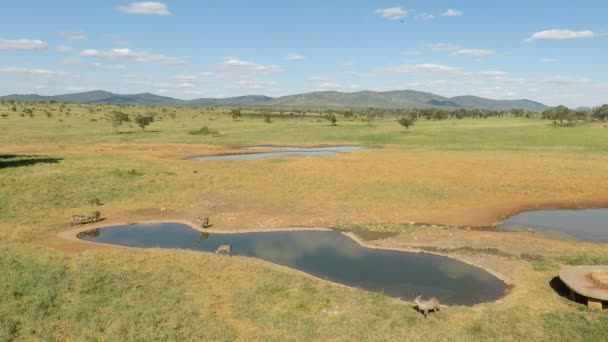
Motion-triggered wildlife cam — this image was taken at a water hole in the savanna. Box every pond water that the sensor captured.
[501,209,608,243]
[78,223,506,305]
[189,146,367,161]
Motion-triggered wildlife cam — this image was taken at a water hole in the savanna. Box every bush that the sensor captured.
[324,113,337,126]
[397,115,416,130]
[189,126,219,136]
[112,169,143,178]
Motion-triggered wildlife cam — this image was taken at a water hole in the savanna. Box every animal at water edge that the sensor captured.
[71,215,87,226]
[70,212,101,226]
[88,198,102,206]
[215,243,231,256]
[87,211,101,222]
[413,296,441,317]
[197,216,212,228]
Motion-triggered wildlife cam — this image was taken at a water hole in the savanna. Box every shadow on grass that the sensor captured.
[549,276,587,305]
[116,130,163,134]
[0,154,62,169]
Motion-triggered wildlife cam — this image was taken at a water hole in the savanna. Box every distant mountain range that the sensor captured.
[0,90,549,111]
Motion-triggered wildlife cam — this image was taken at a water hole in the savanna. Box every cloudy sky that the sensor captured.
[1,1,607,107]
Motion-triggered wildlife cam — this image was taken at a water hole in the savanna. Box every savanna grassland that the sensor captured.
[1,102,608,341]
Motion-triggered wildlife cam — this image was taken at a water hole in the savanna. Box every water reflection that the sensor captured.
[189,146,367,161]
[198,232,209,243]
[78,223,506,305]
[501,209,608,242]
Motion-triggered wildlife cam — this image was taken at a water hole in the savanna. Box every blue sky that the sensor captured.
[1,1,607,107]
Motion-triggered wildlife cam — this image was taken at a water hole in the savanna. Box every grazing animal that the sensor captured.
[414,296,441,317]
[197,216,212,228]
[77,228,100,238]
[71,215,88,226]
[88,198,102,206]
[70,212,101,226]
[215,243,231,256]
[87,211,101,222]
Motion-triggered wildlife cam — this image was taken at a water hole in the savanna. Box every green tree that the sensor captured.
[592,104,608,121]
[397,115,415,130]
[263,113,272,123]
[324,113,337,126]
[134,114,155,131]
[108,111,130,132]
[366,112,375,126]
[231,108,242,120]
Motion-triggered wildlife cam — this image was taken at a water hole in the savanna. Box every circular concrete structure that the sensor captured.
[559,265,608,309]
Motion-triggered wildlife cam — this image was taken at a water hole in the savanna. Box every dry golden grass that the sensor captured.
[2,103,608,340]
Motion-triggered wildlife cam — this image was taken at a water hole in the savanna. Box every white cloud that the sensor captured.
[454,49,495,57]
[380,63,461,74]
[218,58,284,76]
[235,79,277,89]
[58,31,87,41]
[415,13,435,21]
[401,50,422,56]
[173,74,198,81]
[116,2,172,16]
[375,7,408,20]
[0,38,47,50]
[337,61,354,67]
[80,48,184,65]
[56,45,73,53]
[56,58,81,66]
[286,53,305,61]
[0,67,63,77]
[309,75,330,81]
[91,62,127,70]
[442,9,463,17]
[525,29,599,42]
[541,58,558,63]
[426,42,459,51]
[318,82,342,90]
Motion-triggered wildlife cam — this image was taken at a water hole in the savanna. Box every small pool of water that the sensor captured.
[78,223,506,305]
[501,209,608,242]
[189,146,367,161]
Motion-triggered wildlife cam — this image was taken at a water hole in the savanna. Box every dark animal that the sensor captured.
[88,198,103,206]
[197,216,212,228]
[77,228,100,238]
[414,296,441,317]
[215,243,231,255]
[71,215,87,226]
[70,211,101,225]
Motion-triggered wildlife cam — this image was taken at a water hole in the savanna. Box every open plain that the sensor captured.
[1,103,608,341]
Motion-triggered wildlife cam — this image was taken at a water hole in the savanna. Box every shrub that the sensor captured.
[324,113,337,126]
[189,126,219,136]
[397,115,416,130]
[112,169,143,178]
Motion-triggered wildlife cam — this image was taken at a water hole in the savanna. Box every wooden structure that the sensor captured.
[559,265,608,310]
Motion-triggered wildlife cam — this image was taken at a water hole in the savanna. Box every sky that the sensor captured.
[1,1,607,107]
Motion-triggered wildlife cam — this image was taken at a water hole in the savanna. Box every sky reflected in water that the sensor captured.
[501,209,608,242]
[79,223,506,305]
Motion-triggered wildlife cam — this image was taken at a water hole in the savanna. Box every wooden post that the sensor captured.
[587,299,603,310]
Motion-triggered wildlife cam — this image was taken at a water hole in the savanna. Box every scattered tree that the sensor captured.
[134,113,155,131]
[397,115,416,130]
[263,113,272,123]
[231,108,242,120]
[107,111,131,132]
[324,113,337,126]
[592,104,608,121]
[366,112,374,126]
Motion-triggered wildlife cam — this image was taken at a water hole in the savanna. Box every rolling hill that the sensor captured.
[0,90,550,111]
